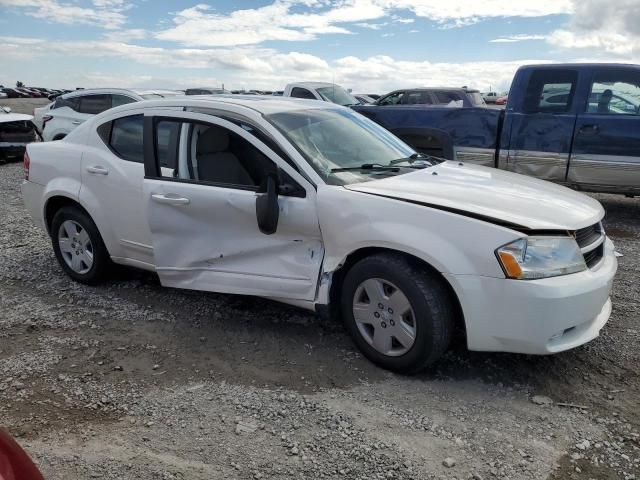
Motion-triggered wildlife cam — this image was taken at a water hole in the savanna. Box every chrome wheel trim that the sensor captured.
[352,278,416,357]
[58,220,94,274]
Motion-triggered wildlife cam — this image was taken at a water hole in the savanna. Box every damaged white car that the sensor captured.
[1,107,40,162]
[22,96,617,372]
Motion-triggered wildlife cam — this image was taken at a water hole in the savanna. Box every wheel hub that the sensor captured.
[352,278,417,357]
[58,220,94,275]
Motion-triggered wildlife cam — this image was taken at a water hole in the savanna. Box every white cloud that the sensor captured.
[102,28,147,42]
[0,35,534,92]
[546,0,640,58]
[0,0,128,29]
[155,0,573,47]
[490,34,546,43]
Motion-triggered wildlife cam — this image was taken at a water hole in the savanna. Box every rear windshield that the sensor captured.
[0,120,36,139]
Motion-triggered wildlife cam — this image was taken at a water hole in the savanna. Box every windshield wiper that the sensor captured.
[331,163,401,173]
[389,152,442,166]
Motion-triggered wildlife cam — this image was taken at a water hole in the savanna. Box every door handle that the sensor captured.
[151,193,190,206]
[578,124,599,134]
[86,166,109,175]
[71,120,82,125]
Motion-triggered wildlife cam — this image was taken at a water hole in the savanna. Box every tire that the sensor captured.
[51,206,111,285]
[340,253,454,373]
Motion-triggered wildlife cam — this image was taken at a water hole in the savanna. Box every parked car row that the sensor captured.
[1,86,72,99]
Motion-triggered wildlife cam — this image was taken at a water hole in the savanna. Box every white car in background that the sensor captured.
[22,96,617,373]
[38,88,182,141]
[283,82,361,106]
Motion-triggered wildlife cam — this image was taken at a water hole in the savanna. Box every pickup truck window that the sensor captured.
[523,69,577,114]
[378,91,405,105]
[290,88,316,100]
[266,108,416,186]
[405,91,432,105]
[588,72,640,115]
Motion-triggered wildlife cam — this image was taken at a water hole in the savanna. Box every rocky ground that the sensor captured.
[0,142,638,478]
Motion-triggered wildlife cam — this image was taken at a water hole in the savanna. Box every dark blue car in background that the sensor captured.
[354,63,640,196]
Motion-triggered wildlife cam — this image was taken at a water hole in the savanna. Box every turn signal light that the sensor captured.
[497,251,523,279]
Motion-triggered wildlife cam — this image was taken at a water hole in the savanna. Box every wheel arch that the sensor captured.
[44,195,92,235]
[325,246,467,342]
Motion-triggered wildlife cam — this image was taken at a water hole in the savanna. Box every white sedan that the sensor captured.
[21,96,617,372]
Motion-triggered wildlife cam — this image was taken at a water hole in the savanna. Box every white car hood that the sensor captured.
[0,113,34,123]
[344,161,604,231]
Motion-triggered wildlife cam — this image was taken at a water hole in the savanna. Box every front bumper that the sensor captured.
[445,237,618,355]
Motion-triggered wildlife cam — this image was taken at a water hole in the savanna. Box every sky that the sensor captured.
[0,0,638,93]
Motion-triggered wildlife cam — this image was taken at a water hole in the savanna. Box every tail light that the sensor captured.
[42,115,52,129]
[24,151,30,180]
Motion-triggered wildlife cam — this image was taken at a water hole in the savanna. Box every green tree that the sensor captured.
[16,81,24,88]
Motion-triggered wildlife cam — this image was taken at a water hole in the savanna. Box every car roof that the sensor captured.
[288,82,341,89]
[107,95,347,116]
[61,88,180,99]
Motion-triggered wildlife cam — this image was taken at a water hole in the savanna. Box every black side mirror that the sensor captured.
[256,175,279,235]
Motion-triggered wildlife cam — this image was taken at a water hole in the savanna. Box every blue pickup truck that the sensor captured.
[353,63,640,196]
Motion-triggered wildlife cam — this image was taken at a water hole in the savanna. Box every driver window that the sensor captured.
[154,119,278,189]
[588,72,640,115]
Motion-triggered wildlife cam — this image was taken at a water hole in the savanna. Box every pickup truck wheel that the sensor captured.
[341,253,454,373]
[51,207,110,285]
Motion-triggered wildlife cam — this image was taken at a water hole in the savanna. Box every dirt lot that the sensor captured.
[0,110,638,479]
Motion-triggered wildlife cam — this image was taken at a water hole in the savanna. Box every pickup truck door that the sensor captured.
[142,110,324,301]
[568,68,640,194]
[502,68,579,182]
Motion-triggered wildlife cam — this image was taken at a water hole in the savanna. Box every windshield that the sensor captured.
[266,108,417,185]
[316,86,360,106]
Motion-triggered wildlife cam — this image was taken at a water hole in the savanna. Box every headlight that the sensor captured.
[496,236,586,280]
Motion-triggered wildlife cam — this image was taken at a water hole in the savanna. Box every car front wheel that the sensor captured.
[341,253,454,373]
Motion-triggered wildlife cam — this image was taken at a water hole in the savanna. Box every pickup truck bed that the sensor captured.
[354,63,640,196]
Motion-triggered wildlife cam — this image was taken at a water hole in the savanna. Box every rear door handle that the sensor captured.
[151,193,190,206]
[578,124,599,134]
[71,120,82,125]
[86,166,109,175]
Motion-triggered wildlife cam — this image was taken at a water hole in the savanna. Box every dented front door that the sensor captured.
[143,111,324,301]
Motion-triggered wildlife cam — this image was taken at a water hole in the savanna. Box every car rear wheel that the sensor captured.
[341,253,454,373]
[51,206,111,284]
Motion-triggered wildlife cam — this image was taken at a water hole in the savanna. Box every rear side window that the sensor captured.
[98,114,144,163]
[523,69,578,114]
[290,88,316,99]
[54,96,80,111]
[79,95,112,115]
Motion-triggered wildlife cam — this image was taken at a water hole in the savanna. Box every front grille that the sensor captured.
[575,222,604,268]
[575,223,602,248]
[584,243,604,268]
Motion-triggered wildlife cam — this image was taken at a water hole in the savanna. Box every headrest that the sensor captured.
[197,127,229,155]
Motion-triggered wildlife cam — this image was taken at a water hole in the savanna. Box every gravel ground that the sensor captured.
[1,138,639,478]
